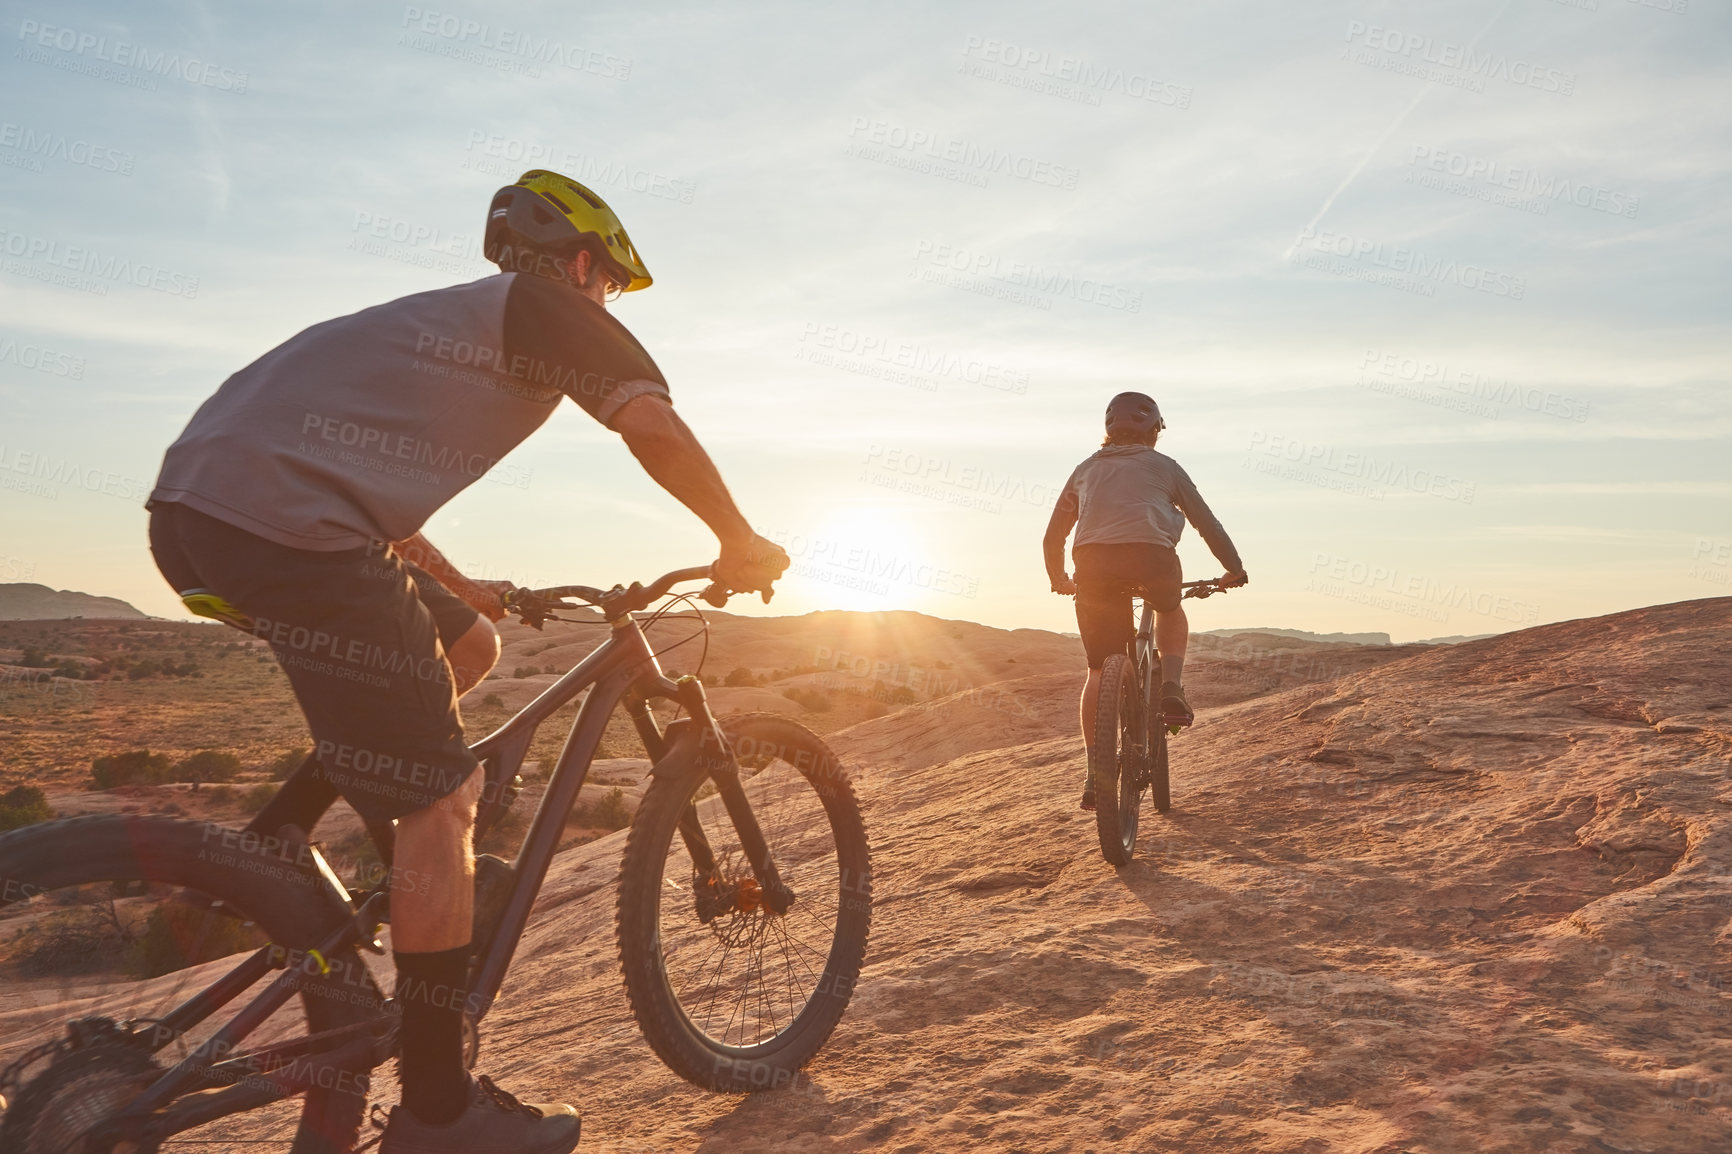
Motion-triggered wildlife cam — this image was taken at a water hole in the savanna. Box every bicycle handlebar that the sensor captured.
[503,564,774,627]
[1180,575,1245,600]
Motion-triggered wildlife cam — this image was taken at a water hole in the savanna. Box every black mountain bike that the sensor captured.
[0,567,871,1153]
[1091,577,1235,866]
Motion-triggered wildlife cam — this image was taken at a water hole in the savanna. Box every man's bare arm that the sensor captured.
[610,394,787,591]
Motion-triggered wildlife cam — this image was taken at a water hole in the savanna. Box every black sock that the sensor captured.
[394,944,472,1125]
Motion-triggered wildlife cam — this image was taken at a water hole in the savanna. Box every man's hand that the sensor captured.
[1051,574,1077,596]
[716,533,789,597]
[1221,570,1249,589]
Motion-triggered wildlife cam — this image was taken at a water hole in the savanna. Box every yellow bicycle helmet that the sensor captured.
[484,169,652,291]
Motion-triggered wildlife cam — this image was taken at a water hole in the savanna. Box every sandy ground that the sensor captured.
[4,599,1728,1151]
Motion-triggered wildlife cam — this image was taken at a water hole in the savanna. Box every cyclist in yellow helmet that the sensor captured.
[147,171,787,1154]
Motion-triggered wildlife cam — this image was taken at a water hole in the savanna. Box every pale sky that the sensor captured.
[1,0,1727,641]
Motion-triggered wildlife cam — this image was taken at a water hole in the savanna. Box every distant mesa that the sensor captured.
[1201,626,1395,646]
[0,583,147,620]
[1200,626,1501,647]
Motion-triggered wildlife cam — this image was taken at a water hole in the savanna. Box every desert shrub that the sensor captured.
[481,693,504,708]
[266,747,310,780]
[241,783,277,811]
[723,666,757,688]
[127,660,161,680]
[571,787,630,831]
[782,687,832,713]
[90,750,172,790]
[174,750,242,786]
[0,785,52,830]
[590,787,630,830]
[129,901,267,978]
[513,665,541,679]
[6,902,134,977]
[18,646,49,667]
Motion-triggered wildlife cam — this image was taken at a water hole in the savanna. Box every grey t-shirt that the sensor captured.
[149,272,669,551]
[1043,444,1241,579]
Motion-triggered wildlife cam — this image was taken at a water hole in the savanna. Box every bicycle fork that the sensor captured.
[626,680,795,916]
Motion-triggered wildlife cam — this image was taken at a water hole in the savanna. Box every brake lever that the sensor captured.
[698,581,775,607]
[501,587,554,630]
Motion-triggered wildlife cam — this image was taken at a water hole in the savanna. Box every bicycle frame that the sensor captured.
[104,601,758,1145]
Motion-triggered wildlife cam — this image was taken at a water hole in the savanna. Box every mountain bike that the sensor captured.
[1091,577,1235,866]
[0,566,871,1153]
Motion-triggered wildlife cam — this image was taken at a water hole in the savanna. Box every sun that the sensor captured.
[787,505,922,612]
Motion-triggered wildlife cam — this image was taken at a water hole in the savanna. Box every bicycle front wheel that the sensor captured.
[1092,654,1141,865]
[615,713,871,1092]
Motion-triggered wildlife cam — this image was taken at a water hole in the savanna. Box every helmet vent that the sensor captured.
[567,182,605,209]
[540,191,573,214]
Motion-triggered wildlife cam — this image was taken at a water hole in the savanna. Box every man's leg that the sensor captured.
[1078,667,1102,746]
[390,765,483,1125]
[1155,605,1188,686]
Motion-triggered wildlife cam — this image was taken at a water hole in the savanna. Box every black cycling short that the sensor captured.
[148,500,481,823]
[1073,542,1183,669]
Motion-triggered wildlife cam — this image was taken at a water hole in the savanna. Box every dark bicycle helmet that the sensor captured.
[1104,391,1165,441]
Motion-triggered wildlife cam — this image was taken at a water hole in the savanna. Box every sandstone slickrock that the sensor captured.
[2,598,1726,1151]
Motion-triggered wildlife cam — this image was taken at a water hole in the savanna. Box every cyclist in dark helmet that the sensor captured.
[1043,392,1247,810]
[146,170,787,1153]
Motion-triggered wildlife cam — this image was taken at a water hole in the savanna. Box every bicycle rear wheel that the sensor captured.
[615,714,871,1092]
[0,816,384,1154]
[1092,654,1141,865]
